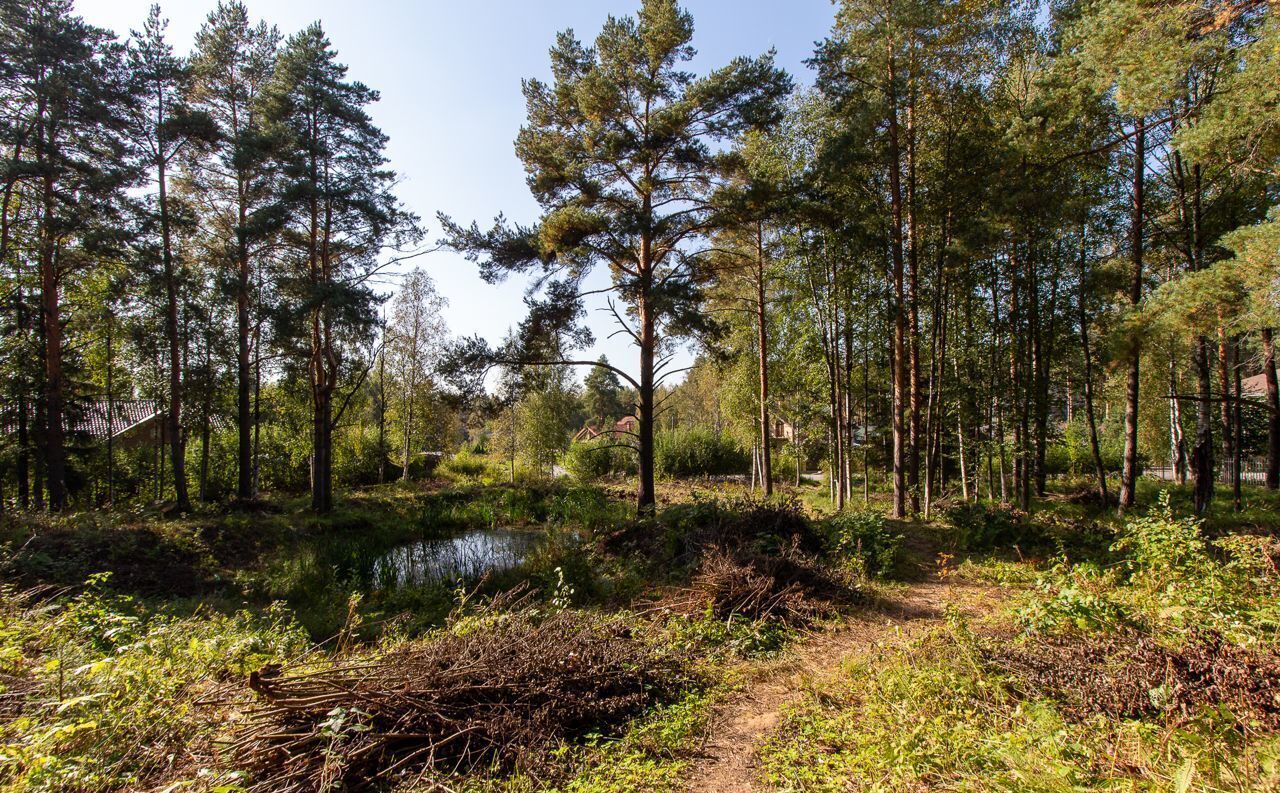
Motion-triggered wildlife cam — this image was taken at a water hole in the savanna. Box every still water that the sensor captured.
[371,528,543,589]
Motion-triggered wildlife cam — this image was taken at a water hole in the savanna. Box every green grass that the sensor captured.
[758,489,1280,792]
[759,621,1280,792]
[0,577,310,792]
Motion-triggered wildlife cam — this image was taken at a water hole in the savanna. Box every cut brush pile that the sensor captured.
[228,607,692,791]
[675,545,861,626]
[988,632,1280,730]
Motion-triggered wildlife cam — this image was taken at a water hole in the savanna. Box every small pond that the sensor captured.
[370,528,544,590]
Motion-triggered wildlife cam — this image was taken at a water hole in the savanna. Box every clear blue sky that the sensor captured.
[76,0,836,385]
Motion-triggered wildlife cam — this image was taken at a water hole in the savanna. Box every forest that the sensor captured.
[1,0,1279,790]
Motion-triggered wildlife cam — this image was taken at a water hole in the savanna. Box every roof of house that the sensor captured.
[1242,369,1278,397]
[1,399,161,439]
[573,416,639,442]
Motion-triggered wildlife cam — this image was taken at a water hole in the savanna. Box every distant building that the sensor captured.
[769,418,796,442]
[1241,367,1279,399]
[572,415,640,443]
[2,400,167,450]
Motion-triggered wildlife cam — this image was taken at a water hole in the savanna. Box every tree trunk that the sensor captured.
[105,315,114,505]
[1079,278,1108,507]
[402,390,414,482]
[1190,336,1215,514]
[906,89,921,515]
[636,287,657,512]
[756,222,772,496]
[1,141,27,509]
[1262,328,1280,490]
[39,168,66,511]
[1218,323,1234,465]
[158,150,191,512]
[1119,118,1145,511]
[1233,338,1243,511]
[236,207,253,501]
[1169,356,1188,485]
[886,49,909,519]
[378,349,387,484]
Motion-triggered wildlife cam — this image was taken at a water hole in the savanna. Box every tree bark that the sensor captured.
[1191,336,1215,514]
[636,285,657,512]
[1218,323,1234,466]
[1262,328,1280,490]
[755,221,772,496]
[1079,270,1109,506]
[886,48,909,519]
[236,190,253,501]
[39,165,66,510]
[158,139,191,512]
[1233,338,1243,511]
[1119,119,1145,511]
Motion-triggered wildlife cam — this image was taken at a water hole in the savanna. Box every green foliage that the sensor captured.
[821,509,902,578]
[1043,417,1125,476]
[664,610,794,659]
[1112,490,1210,584]
[581,357,628,426]
[942,502,1029,552]
[439,451,491,482]
[758,623,1280,791]
[563,438,636,481]
[654,429,749,478]
[0,577,309,791]
[1017,560,1133,635]
[1018,492,1280,643]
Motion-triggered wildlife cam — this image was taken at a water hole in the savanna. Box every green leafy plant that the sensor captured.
[822,509,903,578]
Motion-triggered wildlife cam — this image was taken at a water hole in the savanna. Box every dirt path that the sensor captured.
[683,578,1000,793]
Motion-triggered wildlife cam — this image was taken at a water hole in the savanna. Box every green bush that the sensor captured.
[0,577,308,791]
[654,428,749,478]
[438,450,489,481]
[943,502,1029,551]
[563,437,636,481]
[1043,416,1144,477]
[822,509,903,578]
[1018,492,1280,643]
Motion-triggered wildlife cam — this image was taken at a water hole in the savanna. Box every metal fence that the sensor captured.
[1146,457,1269,484]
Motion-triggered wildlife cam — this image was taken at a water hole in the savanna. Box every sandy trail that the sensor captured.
[683,578,1000,792]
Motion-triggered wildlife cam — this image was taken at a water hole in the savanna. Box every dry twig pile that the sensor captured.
[674,545,858,626]
[990,632,1280,730]
[229,608,690,791]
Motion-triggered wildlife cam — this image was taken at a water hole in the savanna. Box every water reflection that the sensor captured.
[371,528,543,589]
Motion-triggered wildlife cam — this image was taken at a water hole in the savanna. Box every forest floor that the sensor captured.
[685,552,1006,792]
[1,477,1278,792]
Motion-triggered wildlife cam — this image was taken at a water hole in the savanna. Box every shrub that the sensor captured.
[0,578,308,792]
[563,437,636,481]
[662,495,821,558]
[822,509,903,578]
[1112,490,1209,584]
[942,502,1029,551]
[1043,416,1138,477]
[1017,560,1133,634]
[771,443,812,483]
[438,450,489,481]
[654,428,749,478]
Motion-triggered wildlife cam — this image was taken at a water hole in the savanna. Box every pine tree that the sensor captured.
[582,356,627,427]
[0,0,134,509]
[264,23,419,512]
[125,4,216,513]
[187,1,279,502]
[442,0,790,512]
